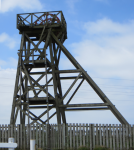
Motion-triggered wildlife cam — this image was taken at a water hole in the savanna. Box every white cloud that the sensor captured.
[0,57,18,68]
[65,0,80,14]
[84,18,134,35]
[69,18,134,79]
[9,57,18,67]
[0,67,16,124]
[0,0,1,10]
[0,59,7,66]
[62,18,134,124]
[0,32,8,42]
[0,0,43,13]
[0,33,16,49]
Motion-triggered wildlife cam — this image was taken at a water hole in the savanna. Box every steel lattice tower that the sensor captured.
[10,11,128,125]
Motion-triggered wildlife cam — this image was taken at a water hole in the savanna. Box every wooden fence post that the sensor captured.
[0,125,1,143]
[96,124,98,146]
[2,125,4,143]
[119,124,122,150]
[11,124,13,137]
[36,124,38,150]
[49,124,51,149]
[73,123,75,149]
[42,124,45,149]
[109,124,112,150]
[123,124,125,150]
[129,124,132,149]
[133,125,134,149]
[99,124,102,147]
[79,124,82,146]
[20,124,22,149]
[116,124,119,150]
[69,124,71,149]
[46,124,50,149]
[17,124,20,149]
[55,124,59,149]
[39,124,41,148]
[92,124,95,149]
[113,124,115,150]
[86,124,89,148]
[8,124,11,141]
[106,124,108,148]
[5,125,8,143]
[62,123,65,149]
[23,124,26,150]
[89,124,93,150]
[102,124,105,147]
[126,124,129,150]
[59,124,61,149]
[66,123,69,149]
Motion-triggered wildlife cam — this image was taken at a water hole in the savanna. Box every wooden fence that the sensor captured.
[0,124,134,150]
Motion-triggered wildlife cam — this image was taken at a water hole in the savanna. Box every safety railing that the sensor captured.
[17,11,66,29]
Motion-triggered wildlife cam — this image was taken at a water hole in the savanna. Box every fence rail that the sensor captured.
[0,124,134,150]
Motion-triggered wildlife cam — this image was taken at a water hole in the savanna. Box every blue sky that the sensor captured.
[0,0,134,125]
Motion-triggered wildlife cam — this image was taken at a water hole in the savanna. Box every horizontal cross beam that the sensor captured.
[59,103,109,107]
[65,107,109,111]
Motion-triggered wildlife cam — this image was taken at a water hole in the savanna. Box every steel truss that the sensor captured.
[10,11,128,125]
